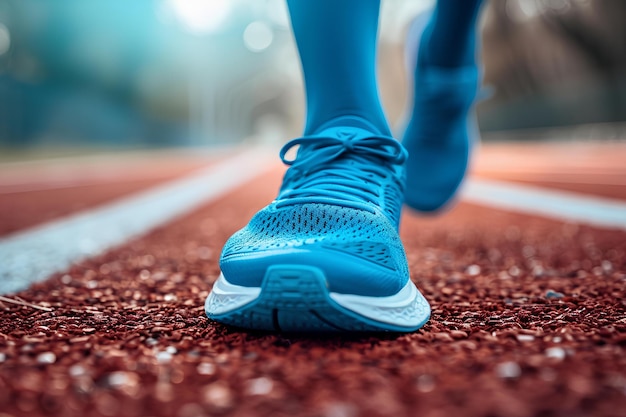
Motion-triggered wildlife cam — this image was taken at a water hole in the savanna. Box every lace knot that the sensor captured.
[279,133,407,169]
[275,131,407,213]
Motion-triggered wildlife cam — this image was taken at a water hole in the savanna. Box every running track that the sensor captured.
[0,142,625,417]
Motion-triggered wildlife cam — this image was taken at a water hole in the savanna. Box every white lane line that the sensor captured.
[0,149,274,294]
[462,178,626,231]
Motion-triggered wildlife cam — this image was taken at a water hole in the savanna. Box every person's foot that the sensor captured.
[205,121,430,332]
[401,17,481,213]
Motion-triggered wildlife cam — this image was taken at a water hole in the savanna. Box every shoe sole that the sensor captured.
[205,265,431,332]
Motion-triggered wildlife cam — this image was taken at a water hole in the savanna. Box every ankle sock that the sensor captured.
[419,0,484,68]
[286,0,391,137]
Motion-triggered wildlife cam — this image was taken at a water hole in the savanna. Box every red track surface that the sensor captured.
[473,142,626,199]
[0,151,225,237]
[0,143,625,417]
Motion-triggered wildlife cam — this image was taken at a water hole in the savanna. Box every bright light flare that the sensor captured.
[243,21,273,53]
[166,0,232,34]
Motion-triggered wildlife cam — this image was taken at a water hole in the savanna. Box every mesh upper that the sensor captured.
[220,203,410,296]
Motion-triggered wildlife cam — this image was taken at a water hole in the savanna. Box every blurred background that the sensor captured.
[0,0,624,158]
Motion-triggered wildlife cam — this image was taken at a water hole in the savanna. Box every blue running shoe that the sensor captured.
[205,124,431,332]
[402,17,481,213]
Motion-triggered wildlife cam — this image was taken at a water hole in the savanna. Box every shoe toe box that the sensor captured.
[219,203,410,297]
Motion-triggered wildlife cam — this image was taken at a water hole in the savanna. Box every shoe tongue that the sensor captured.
[295,126,376,161]
[314,126,377,141]
[310,115,386,136]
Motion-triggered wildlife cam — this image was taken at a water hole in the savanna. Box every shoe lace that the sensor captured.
[276,132,407,213]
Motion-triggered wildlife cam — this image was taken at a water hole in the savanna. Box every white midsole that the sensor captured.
[205,273,429,328]
[329,280,427,327]
[205,273,262,315]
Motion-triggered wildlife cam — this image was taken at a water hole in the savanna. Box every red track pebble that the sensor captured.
[1,166,625,417]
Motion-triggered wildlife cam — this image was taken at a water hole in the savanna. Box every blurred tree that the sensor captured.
[479,0,626,131]
[540,0,626,121]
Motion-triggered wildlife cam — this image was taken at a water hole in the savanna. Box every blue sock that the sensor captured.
[286,0,390,136]
[420,0,484,68]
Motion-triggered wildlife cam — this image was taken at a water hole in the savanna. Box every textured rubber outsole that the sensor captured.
[205,265,431,332]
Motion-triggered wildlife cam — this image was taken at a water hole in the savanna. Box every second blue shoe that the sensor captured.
[402,18,481,213]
